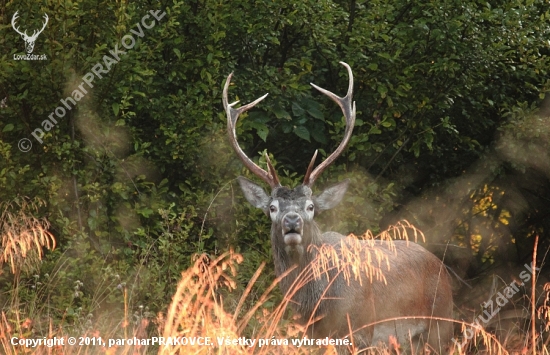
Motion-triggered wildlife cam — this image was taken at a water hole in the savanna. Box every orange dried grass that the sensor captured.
[0,196,55,274]
[159,250,245,355]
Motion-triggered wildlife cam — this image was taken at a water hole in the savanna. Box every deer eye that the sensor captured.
[307,204,314,212]
[269,205,277,213]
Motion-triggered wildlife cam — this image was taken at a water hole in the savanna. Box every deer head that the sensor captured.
[12,11,48,54]
[223,62,355,258]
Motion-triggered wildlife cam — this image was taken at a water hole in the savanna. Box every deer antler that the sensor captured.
[223,73,281,188]
[11,12,48,40]
[30,13,49,40]
[303,61,355,187]
[11,11,26,37]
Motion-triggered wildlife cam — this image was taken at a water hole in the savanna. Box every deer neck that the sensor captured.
[270,221,333,320]
[271,222,323,288]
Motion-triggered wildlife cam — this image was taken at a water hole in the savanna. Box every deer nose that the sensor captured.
[283,212,302,234]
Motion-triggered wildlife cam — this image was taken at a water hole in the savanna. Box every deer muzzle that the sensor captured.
[282,212,303,246]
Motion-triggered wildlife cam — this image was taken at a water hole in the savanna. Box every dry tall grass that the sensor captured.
[0,223,548,354]
[0,197,55,275]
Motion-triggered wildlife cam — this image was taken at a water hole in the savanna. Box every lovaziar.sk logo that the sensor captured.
[11,10,48,61]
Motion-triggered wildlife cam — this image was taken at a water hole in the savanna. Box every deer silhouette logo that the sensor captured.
[11,11,48,54]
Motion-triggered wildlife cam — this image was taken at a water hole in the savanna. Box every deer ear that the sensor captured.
[237,177,271,210]
[314,179,349,211]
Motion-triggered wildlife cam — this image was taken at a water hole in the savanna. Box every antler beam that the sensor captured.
[303,61,355,186]
[11,11,25,37]
[223,73,281,188]
[31,14,49,40]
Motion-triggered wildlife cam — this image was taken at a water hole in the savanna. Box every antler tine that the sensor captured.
[11,11,26,36]
[223,73,281,188]
[303,149,318,185]
[35,14,48,37]
[29,13,48,39]
[304,61,355,186]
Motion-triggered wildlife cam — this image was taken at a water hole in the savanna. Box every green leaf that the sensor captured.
[369,126,382,135]
[255,125,269,142]
[380,118,395,128]
[248,121,269,142]
[377,85,388,98]
[2,124,14,132]
[292,102,305,116]
[294,126,310,142]
[112,103,120,116]
[307,107,324,120]
[87,217,97,230]
[412,142,421,157]
[273,104,290,119]
[138,208,154,218]
[425,134,434,150]
[310,125,327,144]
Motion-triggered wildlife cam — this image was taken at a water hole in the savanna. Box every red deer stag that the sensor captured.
[223,62,453,353]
